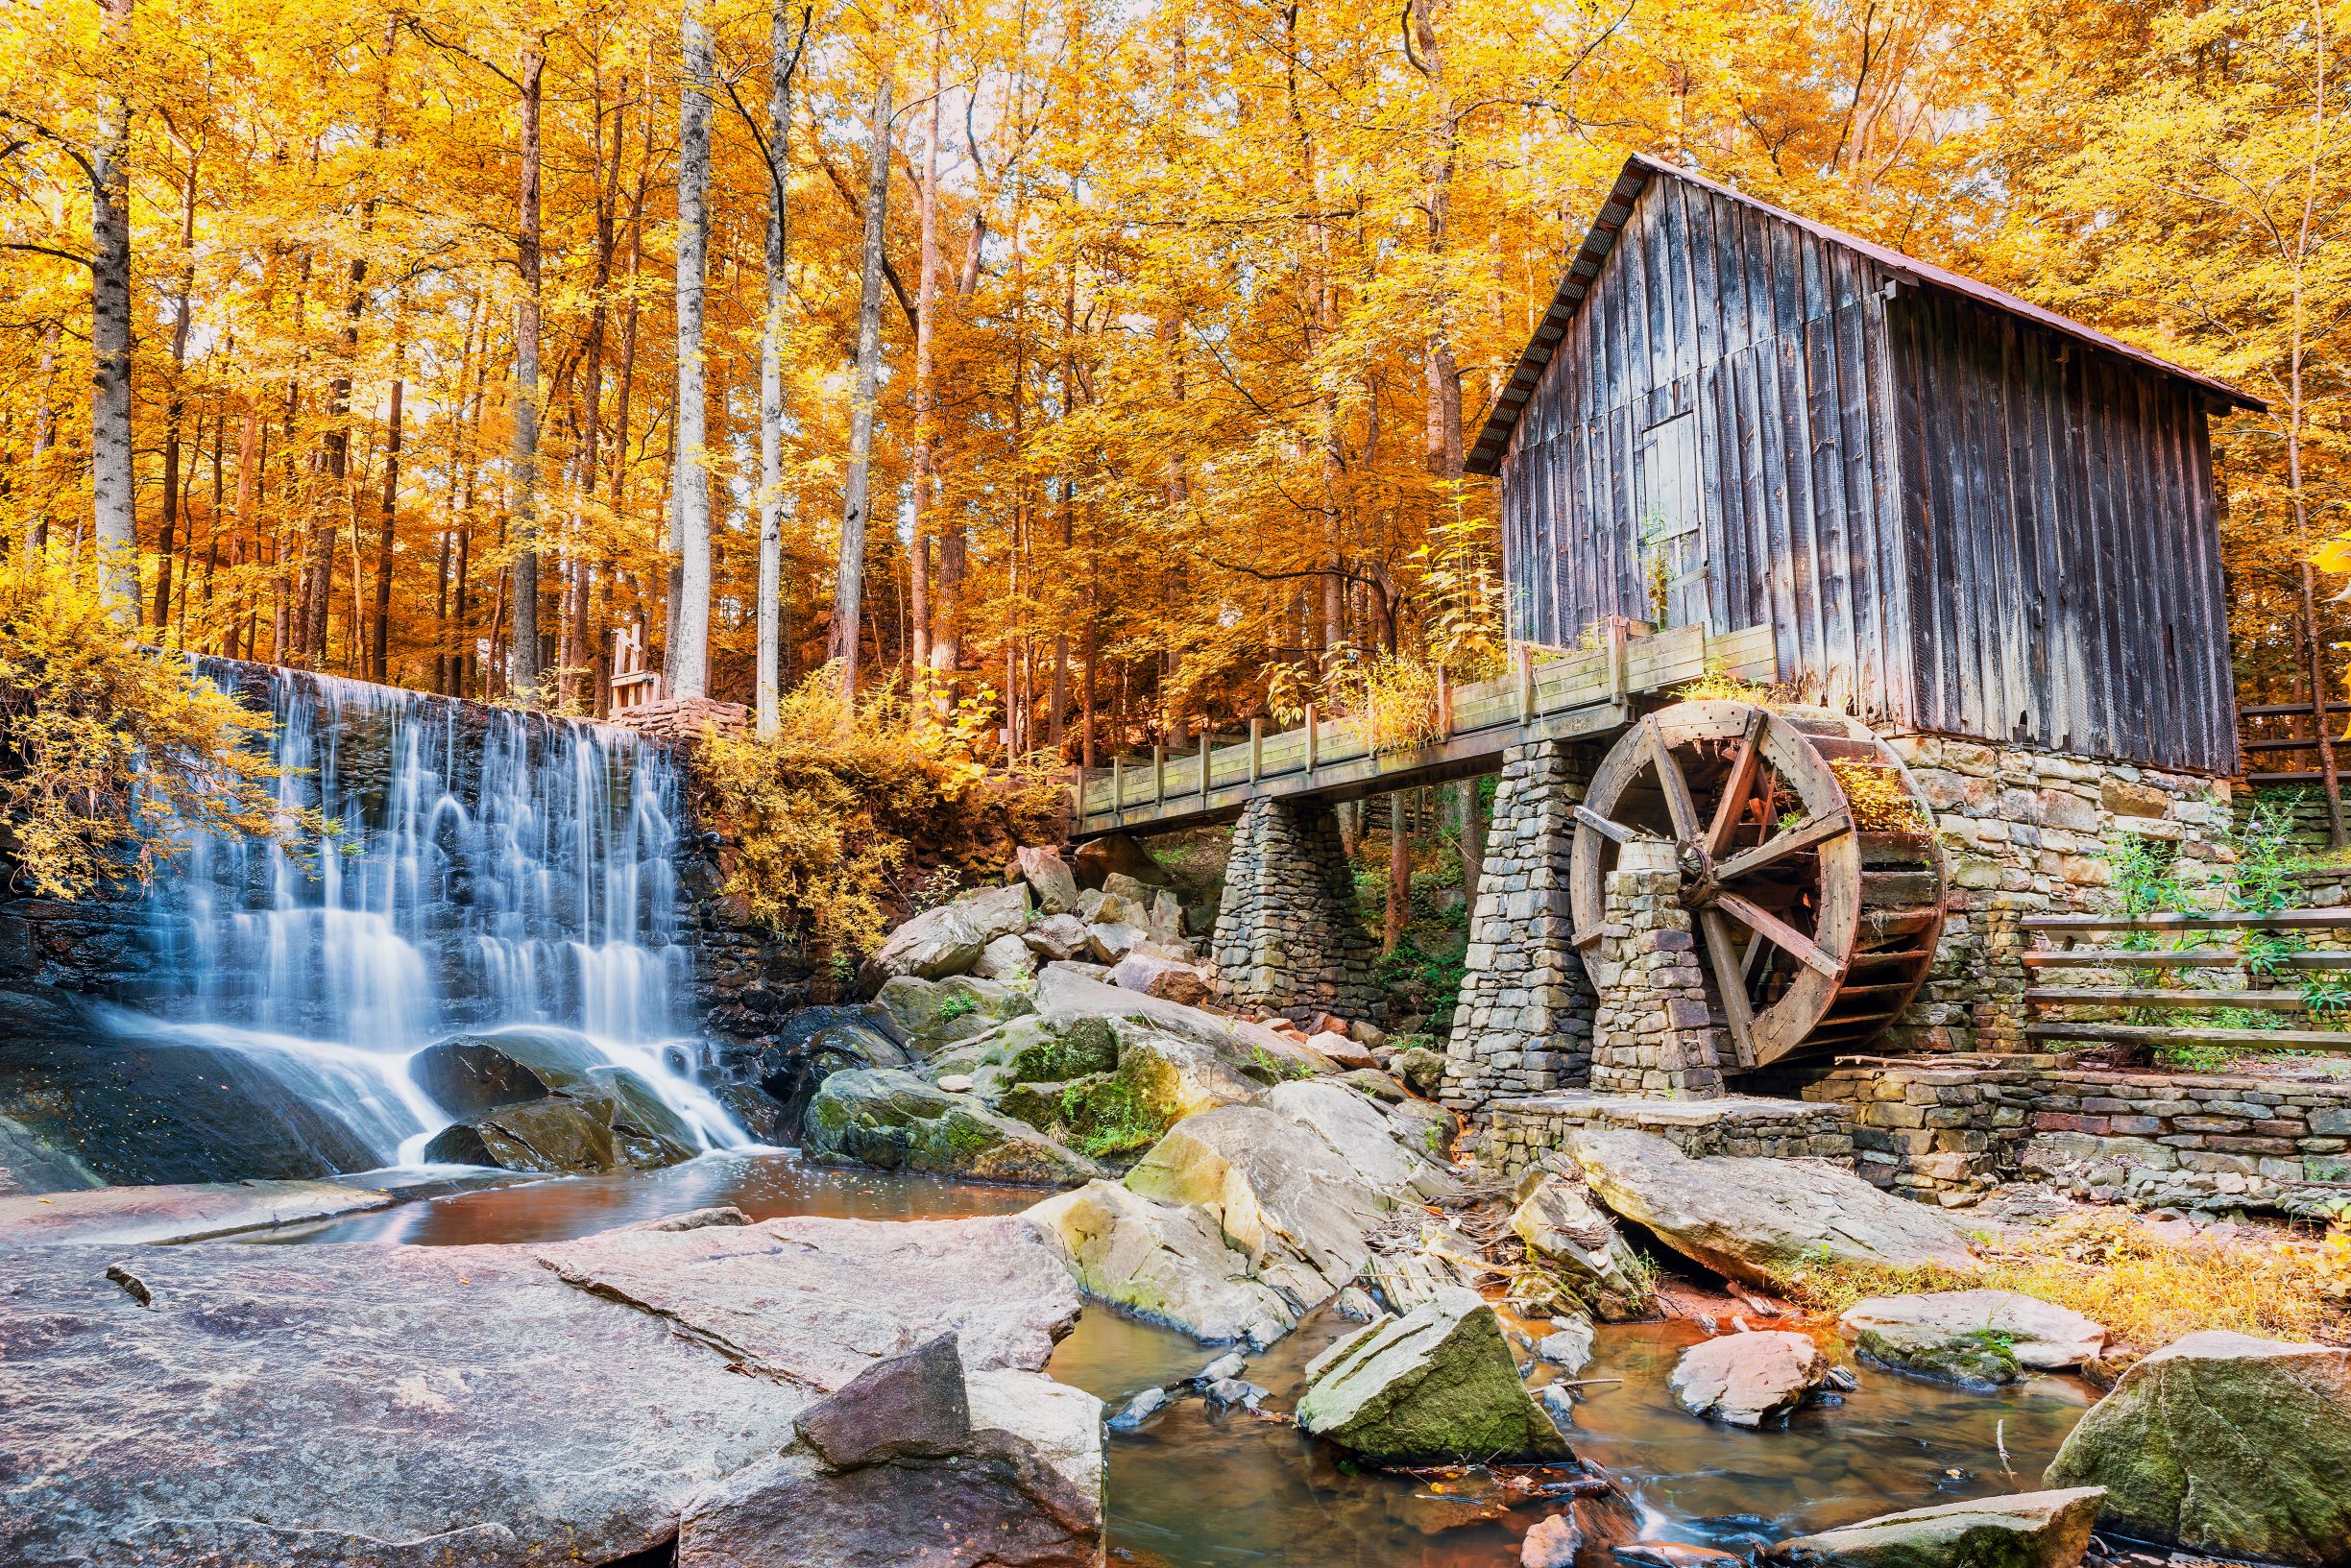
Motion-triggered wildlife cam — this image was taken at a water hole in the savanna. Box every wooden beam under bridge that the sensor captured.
[1069,621,1775,840]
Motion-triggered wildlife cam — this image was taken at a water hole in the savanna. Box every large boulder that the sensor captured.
[1023,913,1092,962]
[1124,1104,1394,1308]
[996,1019,1259,1165]
[1510,1171,1653,1320]
[1030,965,1331,1078]
[1842,1291,2107,1386]
[859,882,1032,990]
[2045,1332,2351,1565]
[1768,1487,2106,1568]
[803,1069,1105,1186]
[973,933,1038,983]
[1262,1079,1459,1202]
[1024,1180,1297,1346]
[1294,1286,1572,1463]
[1565,1129,1975,1290]
[411,1027,701,1170]
[874,975,1037,1058]
[0,1213,1087,1568]
[1668,1331,1830,1428]
[1072,832,1173,891]
[1008,846,1082,915]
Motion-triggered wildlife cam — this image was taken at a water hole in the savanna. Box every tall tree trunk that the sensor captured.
[155,141,199,634]
[509,42,547,700]
[371,335,404,683]
[88,0,136,617]
[756,5,800,736]
[668,3,715,700]
[25,323,61,557]
[1457,776,1484,913]
[908,32,943,714]
[1384,792,1411,955]
[833,68,892,707]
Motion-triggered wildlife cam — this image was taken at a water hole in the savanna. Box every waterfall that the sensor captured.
[113,663,747,1171]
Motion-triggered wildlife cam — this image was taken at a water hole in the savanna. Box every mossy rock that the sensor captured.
[1856,1326,2021,1388]
[1001,1016,1120,1085]
[999,1073,1162,1163]
[802,1068,1103,1186]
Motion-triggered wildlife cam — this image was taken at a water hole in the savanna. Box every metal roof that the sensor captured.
[1464,153,2266,476]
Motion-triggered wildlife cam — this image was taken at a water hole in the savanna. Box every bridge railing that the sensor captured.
[1074,619,1774,831]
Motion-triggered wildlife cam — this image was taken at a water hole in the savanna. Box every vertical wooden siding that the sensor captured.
[1497,175,1917,726]
[1886,290,2240,774]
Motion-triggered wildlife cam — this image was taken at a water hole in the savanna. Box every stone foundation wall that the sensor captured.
[1881,736,2234,1052]
[1209,796,1379,1025]
[1795,1056,2351,1213]
[1442,739,1598,1108]
[1483,1092,1855,1177]
[1587,843,1725,1098]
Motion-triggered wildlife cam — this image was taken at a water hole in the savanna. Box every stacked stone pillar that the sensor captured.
[1586,839,1726,1098]
[1209,797,1379,1025]
[1440,739,1597,1110]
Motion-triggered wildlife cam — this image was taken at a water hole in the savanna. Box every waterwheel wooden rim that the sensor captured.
[1568,700,1945,1070]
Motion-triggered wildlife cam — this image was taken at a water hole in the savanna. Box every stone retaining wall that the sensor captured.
[1483,1092,1854,1177]
[1588,842,1725,1098]
[1793,1055,2351,1214]
[1881,736,2234,1053]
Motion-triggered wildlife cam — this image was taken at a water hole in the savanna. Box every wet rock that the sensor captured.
[1767,1486,2107,1568]
[1196,1350,1248,1384]
[964,1367,1106,1506]
[1126,1104,1395,1309]
[1394,1045,1447,1097]
[1110,952,1213,1005]
[1535,1316,1596,1374]
[0,1213,1085,1568]
[1537,1384,1577,1432]
[1108,1387,1173,1430]
[1073,832,1174,891]
[0,1177,399,1246]
[859,881,1031,989]
[1667,1331,1830,1428]
[1294,1286,1572,1463]
[803,1069,1105,1186]
[2045,1332,2351,1566]
[1842,1291,2107,1387]
[876,975,1038,1058]
[1024,913,1093,961]
[1523,1512,1582,1568]
[423,1094,627,1173]
[1618,1541,1745,1568]
[1565,1129,1976,1291]
[1203,1377,1267,1411]
[1512,1171,1654,1320]
[1334,1286,1381,1321]
[714,1080,792,1143]
[1025,1179,1296,1345]
[1008,846,1081,914]
[973,933,1037,983]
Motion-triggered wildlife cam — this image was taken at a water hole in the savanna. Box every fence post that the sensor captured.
[1305,704,1320,777]
[1111,757,1125,827]
[1200,732,1212,803]
[1249,717,1263,784]
[1153,744,1167,804]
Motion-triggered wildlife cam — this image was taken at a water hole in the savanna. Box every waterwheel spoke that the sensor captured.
[1643,716,1703,844]
[1714,890,1845,979]
[1572,805,1637,844]
[1703,708,1766,856]
[1698,906,1757,1066]
[1713,809,1853,883]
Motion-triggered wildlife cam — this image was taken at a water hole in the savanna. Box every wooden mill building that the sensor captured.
[1467,154,2264,778]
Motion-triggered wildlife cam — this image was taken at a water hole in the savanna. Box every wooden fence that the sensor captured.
[2024,908,2351,1056]
[2238,698,2350,788]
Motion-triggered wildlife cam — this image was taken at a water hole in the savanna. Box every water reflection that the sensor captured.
[244,1150,1038,1244]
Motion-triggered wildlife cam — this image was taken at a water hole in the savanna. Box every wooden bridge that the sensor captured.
[1070,621,1775,838]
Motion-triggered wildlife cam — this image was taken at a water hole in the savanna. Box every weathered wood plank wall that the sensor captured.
[1887,290,2239,775]
[1494,164,2242,776]
[1498,173,1915,725]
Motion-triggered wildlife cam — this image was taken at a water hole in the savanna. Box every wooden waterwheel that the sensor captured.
[1569,700,1945,1070]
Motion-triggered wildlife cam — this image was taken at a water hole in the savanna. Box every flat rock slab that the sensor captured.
[1668,1330,1830,1428]
[0,1213,1083,1568]
[1565,1128,1975,1290]
[1770,1486,2106,1568]
[0,1174,513,1246]
[1842,1291,2106,1383]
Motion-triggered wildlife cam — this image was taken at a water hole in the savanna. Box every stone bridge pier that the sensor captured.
[1209,797,1380,1026]
[1440,739,1599,1111]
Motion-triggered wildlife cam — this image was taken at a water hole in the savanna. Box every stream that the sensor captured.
[239,1148,2092,1568]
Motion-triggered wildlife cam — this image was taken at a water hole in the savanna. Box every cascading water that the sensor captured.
[111,663,748,1172]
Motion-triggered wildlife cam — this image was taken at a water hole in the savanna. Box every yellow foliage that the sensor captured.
[1331,652,1445,756]
[695,665,1064,958]
[1787,1209,2351,1352]
[1830,758,1929,832]
[0,549,318,898]
[1674,663,1792,706]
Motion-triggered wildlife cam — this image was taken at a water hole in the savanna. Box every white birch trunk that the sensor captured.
[755,0,794,736]
[89,0,136,617]
[508,45,546,699]
[670,0,715,701]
